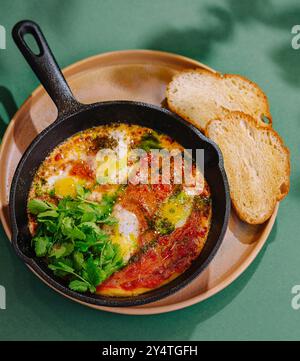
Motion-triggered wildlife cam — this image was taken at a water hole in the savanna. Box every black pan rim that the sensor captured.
[9,100,231,308]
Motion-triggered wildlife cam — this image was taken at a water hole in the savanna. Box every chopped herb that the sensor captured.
[129,239,158,264]
[89,136,118,152]
[193,195,211,211]
[154,217,175,235]
[69,280,89,292]
[28,199,56,215]
[33,236,51,257]
[49,189,56,198]
[28,187,124,293]
[140,131,162,152]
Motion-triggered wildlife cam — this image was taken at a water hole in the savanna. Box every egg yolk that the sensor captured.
[54,177,77,198]
[160,192,193,228]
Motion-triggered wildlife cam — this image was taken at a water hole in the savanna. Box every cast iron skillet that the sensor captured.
[9,20,230,307]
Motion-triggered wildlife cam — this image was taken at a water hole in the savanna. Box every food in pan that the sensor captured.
[27,124,212,296]
[167,69,290,224]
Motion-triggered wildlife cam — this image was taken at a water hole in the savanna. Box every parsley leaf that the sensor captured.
[48,261,75,274]
[61,217,86,240]
[69,280,89,292]
[49,242,74,259]
[33,236,51,257]
[28,199,56,215]
[28,188,124,294]
[85,257,101,287]
[37,210,59,218]
[73,251,84,271]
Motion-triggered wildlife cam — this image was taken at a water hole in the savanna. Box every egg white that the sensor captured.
[46,169,71,187]
[110,204,139,262]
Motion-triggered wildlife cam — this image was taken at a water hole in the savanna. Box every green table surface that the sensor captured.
[0,0,299,341]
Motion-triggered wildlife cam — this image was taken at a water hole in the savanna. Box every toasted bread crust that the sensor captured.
[166,68,272,131]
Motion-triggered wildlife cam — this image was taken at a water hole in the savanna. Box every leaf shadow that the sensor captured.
[146,6,234,61]
[0,86,18,140]
[146,0,300,88]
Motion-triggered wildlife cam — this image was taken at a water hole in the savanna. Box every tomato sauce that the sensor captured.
[119,182,175,246]
[69,161,94,181]
[97,198,210,293]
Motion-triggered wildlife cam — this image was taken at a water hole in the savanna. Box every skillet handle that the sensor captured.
[12,20,81,117]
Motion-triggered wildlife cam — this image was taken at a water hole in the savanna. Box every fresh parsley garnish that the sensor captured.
[28,187,124,293]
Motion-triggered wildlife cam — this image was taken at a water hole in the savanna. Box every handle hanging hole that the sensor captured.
[23,32,42,56]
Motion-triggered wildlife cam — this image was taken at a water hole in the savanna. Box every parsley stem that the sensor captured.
[69,270,91,286]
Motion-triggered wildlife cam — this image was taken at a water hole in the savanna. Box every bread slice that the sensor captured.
[166,69,272,131]
[205,112,290,224]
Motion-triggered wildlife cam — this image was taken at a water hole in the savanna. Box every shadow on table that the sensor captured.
[146,0,300,87]
[227,0,300,88]
[0,0,79,142]
[0,87,18,231]
[271,45,300,87]
[146,5,233,61]
[0,219,275,341]
[0,86,18,141]
[0,0,74,138]
[229,208,278,245]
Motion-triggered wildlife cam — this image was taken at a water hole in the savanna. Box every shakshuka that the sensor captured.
[27,123,212,296]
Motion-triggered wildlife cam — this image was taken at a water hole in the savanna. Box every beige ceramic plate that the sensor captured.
[0,50,277,315]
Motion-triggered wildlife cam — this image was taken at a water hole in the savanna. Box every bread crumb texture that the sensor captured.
[167,69,272,131]
[206,112,290,224]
